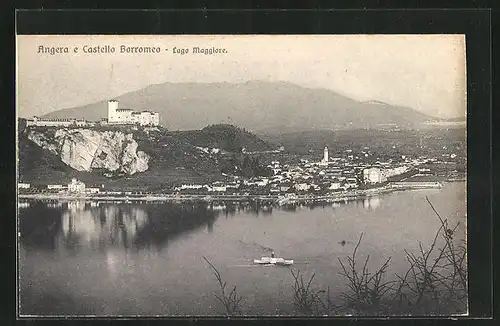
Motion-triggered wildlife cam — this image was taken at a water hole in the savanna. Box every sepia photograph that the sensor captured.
[16,34,467,317]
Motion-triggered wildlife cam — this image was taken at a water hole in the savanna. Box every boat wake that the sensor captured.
[228,264,265,267]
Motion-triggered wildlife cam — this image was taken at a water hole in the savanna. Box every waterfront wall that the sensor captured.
[391,181,442,189]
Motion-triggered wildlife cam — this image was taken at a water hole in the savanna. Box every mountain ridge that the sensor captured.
[42,81,448,133]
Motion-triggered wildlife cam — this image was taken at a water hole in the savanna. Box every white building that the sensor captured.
[47,184,67,190]
[18,183,31,189]
[363,168,387,184]
[271,175,284,183]
[323,146,329,163]
[294,183,311,191]
[329,182,341,190]
[255,178,269,187]
[383,166,410,178]
[226,182,240,189]
[86,187,100,194]
[175,184,203,191]
[210,185,227,192]
[346,178,359,188]
[25,99,160,128]
[107,100,160,126]
[280,185,291,192]
[68,178,86,193]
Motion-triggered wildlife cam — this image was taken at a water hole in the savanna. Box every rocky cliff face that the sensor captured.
[27,128,149,175]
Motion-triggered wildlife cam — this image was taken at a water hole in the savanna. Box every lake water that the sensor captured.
[18,182,466,316]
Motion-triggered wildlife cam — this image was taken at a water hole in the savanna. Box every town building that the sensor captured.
[18,183,31,189]
[175,184,204,191]
[86,187,100,194]
[329,182,342,190]
[280,185,292,192]
[68,178,86,193]
[106,100,160,126]
[254,178,269,187]
[383,166,410,178]
[318,146,329,166]
[270,186,281,193]
[226,182,240,189]
[363,167,387,184]
[294,183,311,191]
[47,184,67,190]
[210,185,227,192]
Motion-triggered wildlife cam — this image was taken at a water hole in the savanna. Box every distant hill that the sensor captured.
[261,128,466,157]
[168,124,275,152]
[445,117,467,122]
[43,81,443,133]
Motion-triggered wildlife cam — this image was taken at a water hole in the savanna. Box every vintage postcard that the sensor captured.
[17,35,467,317]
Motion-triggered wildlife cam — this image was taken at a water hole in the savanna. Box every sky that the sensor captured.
[16,34,466,119]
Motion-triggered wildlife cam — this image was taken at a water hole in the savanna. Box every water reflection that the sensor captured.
[19,201,220,253]
[18,183,465,316]
[206,201,276,217]
[61,204,148,251]
[105,250,122,280]
[18,201,31,209]
[47,202,63,209]
[19,197,384,253]
[67,200,86,212]
[363,197,381,210]
[18,201,63,250]
[134,203,218,250]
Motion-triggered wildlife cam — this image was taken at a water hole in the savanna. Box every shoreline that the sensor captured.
[18,181,455,205]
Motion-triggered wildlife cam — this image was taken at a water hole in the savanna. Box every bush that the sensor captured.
[389,197,467,315]
[205,196,467,316]
[336,196,467,316]
[203,256,244,315]
[290,269,338,315]
[337,233,393,314]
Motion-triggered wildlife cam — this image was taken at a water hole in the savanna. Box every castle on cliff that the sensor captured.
[25,100,160,127]
[105,100,159,126]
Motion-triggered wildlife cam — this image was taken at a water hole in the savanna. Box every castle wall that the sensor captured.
[26,100,160,128]
[130,111,160,126]
[152,113,160,126]
[26,117,87,127]
[27,119,73,127]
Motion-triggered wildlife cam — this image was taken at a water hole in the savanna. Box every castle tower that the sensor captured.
[323,146,329,162]
[107,100,118,123]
